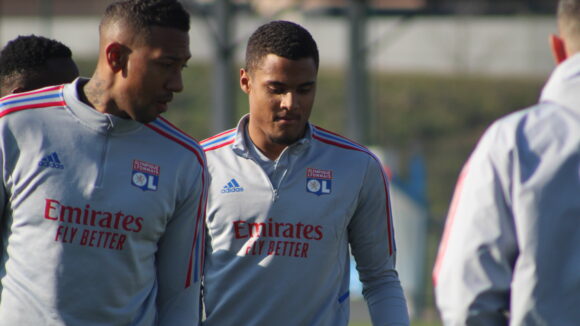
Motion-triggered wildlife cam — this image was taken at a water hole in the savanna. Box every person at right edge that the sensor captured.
[433,1,580,325]
[200,20,409,326]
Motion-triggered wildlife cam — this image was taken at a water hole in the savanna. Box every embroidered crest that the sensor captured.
[306,168,332,196]
[131,160,160,191]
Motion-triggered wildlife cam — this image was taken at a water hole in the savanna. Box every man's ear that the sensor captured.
[105,42,126,73]
[240,68,251,94]
[550,34,568,64]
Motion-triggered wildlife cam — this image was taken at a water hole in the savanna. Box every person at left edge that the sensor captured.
[0,0,207,325]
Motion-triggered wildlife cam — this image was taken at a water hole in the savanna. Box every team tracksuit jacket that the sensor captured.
[433,53,580,325]
[0,79,207,325]
[201,115,409,326]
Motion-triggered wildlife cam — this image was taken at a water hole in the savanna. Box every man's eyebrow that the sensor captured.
[265,80,316,87]
[160,54,191,61]
[298,81,316,87]
[264,81,286,88]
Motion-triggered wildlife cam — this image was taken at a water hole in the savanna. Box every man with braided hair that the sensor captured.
[0,1,206,325]
[0,34,79,96]
[434,1,580,324]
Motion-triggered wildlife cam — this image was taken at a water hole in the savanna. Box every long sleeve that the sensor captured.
[349,156,410,326]
[0,121,8,264]
[0,147,5,218]
[156,163,208,326]
[433,121,518,326]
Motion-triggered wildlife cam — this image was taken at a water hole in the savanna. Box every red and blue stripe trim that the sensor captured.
[0,85,65,118]
[145,117,208,287]
[312,125,395,256]
[200,128,236,152]
[146,117,206,166]
[187,168,207,287]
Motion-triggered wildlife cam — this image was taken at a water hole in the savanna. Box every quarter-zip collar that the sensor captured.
[232,114,312,159]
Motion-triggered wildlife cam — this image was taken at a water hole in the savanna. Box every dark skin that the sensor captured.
[241,54,318,160]
[81,21,191,123]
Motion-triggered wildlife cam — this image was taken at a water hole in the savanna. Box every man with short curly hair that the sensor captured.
[201,20,409,326]
[0,35,79,96]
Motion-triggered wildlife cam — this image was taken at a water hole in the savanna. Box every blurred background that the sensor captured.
[0,0,558,325]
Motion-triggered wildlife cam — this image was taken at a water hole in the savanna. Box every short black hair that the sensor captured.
[245,20,319,72]
[0,35,73,80]
[101,0,190,36]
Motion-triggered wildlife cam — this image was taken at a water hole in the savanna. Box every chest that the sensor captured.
[206,153,367,258]
[3,126,182,247]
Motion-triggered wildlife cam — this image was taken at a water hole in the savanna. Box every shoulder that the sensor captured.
[310,125,388,180]
[0,85,66,119]
[475,103,561,159]
[200,128,237,152]
[466,102,574,179]
[311,125,378,161]
[145,117,206,167]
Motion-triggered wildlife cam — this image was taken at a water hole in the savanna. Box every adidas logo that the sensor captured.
[221,178,244,193]
[38,152,64,169]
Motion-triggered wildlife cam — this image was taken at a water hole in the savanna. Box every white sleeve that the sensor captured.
[433,122,517,326]
[156,162,207,326]
[349,156,410,326]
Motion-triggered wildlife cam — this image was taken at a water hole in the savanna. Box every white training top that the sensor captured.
[0,79,207,325]
[200,115,409,326]
[434,53,580,325]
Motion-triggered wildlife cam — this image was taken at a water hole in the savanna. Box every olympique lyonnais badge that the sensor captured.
[306,168,332,196]
[131,160,160,191]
